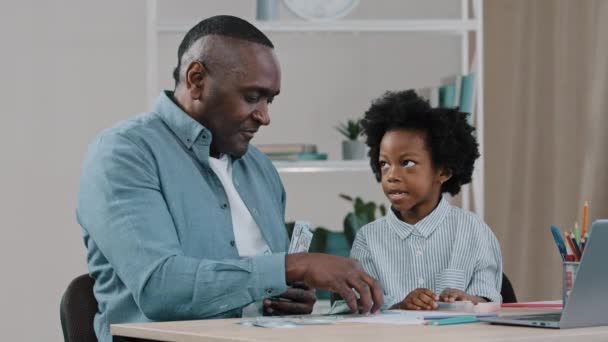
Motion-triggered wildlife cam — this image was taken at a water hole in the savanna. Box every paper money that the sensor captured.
[239,315,342,328]
[288,221,313,254]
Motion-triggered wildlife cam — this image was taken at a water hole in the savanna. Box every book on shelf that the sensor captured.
[459,72,476,124]
[439,74,462,109]
[255,143,328,162]
[438,84,456,108]
[417,73,475,117]
[266,152,328,162]
[255,143,317,155]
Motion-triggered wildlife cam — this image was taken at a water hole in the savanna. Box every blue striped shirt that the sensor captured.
[350,196,502,307]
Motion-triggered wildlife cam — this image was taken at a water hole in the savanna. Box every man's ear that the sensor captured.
[185,61,207,100]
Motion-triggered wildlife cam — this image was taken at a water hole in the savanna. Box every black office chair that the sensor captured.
[60,274,98,342]
[501,272,517,303]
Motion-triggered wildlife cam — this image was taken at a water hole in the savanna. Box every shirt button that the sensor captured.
[416,250,423,256]
[252,208,258,215]
[230,240,236,247]
[266,288,274,295]
[220,203,228,209]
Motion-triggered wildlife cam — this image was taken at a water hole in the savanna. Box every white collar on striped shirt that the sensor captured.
[386,196,451,240]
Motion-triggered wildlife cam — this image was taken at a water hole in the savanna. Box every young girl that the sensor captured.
[351,90,502,310]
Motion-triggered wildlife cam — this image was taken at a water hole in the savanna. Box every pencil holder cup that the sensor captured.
[562,261,580,305]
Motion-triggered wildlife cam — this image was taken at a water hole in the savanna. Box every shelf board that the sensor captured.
[159,19,478,34]
[272,160,370,173]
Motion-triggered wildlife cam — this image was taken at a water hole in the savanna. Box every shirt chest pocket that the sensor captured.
[435,268,467,293]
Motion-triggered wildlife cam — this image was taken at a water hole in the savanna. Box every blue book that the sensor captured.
[459,73,475,114]
[439,84,456,108]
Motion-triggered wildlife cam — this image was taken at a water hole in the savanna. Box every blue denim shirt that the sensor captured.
[77,91,289,342]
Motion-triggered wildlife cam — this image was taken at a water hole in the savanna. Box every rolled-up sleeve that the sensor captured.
[77,132,287,321]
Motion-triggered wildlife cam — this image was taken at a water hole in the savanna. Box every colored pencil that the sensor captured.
[581,201,589,239]
[565,233,579,261]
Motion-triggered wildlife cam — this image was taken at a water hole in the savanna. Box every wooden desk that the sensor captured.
[112,308,608,342]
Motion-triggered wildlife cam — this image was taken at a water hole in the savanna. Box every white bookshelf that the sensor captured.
[158,19,478,34]
[273,160,369,173]
[145,0,485,217]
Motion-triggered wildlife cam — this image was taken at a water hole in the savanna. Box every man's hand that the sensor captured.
[392,288,439,310]
[285,253,384,314]
[439,288,486,304]
[263,283,316,315]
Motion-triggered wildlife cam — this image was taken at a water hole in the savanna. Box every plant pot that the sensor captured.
[342,140,367,160]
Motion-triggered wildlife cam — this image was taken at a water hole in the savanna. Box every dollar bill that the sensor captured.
[288,221,313,254]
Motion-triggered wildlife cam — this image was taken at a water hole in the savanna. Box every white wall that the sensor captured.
[0,1,460,340]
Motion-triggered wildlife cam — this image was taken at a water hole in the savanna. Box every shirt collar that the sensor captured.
[153,90,212,150]
[387,196,451,240]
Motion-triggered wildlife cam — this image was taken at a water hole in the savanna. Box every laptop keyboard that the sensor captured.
[513,313,562,322]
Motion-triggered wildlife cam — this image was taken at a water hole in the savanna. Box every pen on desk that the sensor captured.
[581,238,586,255]
[581,201,589,239]
[426,316,478,326]
[574,222,581,245]
[550,225,567,261]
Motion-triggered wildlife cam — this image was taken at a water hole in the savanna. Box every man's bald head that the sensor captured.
[173,15,274,87]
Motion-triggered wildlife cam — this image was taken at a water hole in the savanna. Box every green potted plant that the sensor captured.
[339,194,387,245]
[335,119,367,160]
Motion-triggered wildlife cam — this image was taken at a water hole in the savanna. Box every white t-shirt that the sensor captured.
[207,154,271,257]
[208,154,271,317]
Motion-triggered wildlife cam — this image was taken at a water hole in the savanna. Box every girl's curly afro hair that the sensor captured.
[361,89,480,196]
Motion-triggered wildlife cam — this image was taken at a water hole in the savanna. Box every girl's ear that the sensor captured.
[438,167,452,184]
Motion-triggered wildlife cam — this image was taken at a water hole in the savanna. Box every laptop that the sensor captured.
[480,219,608,329]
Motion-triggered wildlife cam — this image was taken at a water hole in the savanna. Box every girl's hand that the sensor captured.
[439,288,486,304]
[392,288,439,310]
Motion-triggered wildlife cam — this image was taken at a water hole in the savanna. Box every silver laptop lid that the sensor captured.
[560,219,608,328]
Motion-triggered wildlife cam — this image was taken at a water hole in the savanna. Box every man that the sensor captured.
[77,15,383,341]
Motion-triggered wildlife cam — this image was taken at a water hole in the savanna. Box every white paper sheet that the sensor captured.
[340,310,497,325]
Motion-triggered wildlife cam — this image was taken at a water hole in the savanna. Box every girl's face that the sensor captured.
[379,129,451,224]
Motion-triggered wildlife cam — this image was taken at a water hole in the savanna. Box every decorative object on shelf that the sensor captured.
[283,0,359,21]
[336,118,366,160]
[256,0,279,21]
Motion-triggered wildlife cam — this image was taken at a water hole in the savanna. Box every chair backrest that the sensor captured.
[60,274,98,342]
[501,272,517,303]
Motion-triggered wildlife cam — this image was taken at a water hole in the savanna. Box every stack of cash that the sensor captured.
[288,221,313,254]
